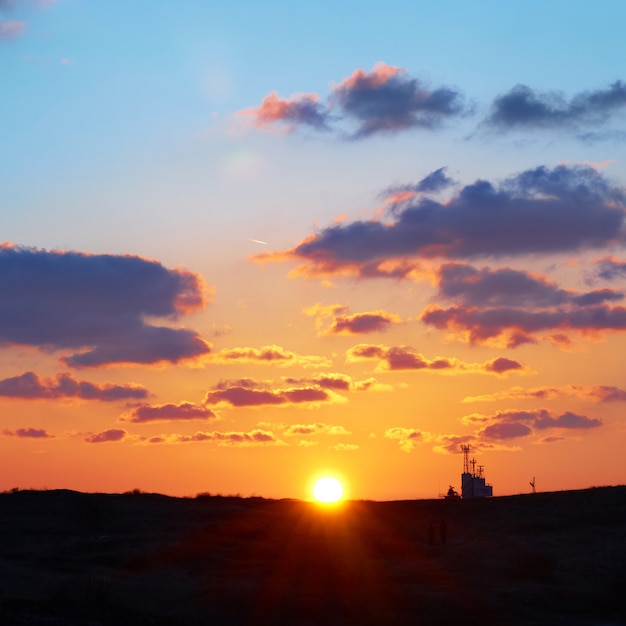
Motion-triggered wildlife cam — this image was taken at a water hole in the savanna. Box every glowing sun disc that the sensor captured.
[313,477,343,503]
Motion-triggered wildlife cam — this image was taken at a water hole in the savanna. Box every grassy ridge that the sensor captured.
[1,486,625,624]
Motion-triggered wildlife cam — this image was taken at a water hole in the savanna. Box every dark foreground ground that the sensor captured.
[0,487,625,625]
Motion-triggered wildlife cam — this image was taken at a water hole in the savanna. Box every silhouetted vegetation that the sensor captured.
[0,486,624,624]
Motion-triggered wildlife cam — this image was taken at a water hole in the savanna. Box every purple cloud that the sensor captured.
[481,422,533,440]
[534,411,602,430]
[121,402,217,423]
[596,256,626,281]
[0,244,211,367]
[382,168,456,207]
[484,357,524,374]
[204,381,335,407]
[436,263,623,308]
[485,81,626,132]
[421,301,626,347]
[0,371,148,401]
[238,62,467,139]
[84,429,127,444]
[331,62,467,138]
[346,343,526,375]
[259,165,625,278]
[3,427,54,438]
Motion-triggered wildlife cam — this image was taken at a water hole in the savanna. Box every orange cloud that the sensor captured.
[280,423,351,437]
[463,384,626,404]
[147,429,284,447]
[212,344,331,368]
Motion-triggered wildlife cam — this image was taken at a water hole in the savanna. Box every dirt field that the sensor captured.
[1,486,625,625]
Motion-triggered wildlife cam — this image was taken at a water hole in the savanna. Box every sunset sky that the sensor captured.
[2,0,626,500]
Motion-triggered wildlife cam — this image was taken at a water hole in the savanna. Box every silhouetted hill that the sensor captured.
[1,486,625,624]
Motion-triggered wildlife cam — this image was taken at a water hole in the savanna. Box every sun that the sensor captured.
[312,477,344,503]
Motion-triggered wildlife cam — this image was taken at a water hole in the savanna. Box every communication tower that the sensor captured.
[460,445,493,499]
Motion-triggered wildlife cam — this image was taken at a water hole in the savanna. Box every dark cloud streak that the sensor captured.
[485,81,626,131]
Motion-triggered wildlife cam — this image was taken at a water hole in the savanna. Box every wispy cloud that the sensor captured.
[462,408,602,438]
[281,372,388,393]
[147,429,283,447]
[594,256,626,281]
[463,384,626,404]
[484,81,626,135]
[3,427,54,438]
[279,422,351,437]
[212,344,331,368]
[384,427,424,452]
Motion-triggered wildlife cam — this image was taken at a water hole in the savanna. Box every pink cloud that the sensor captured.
[0,19,24,40]
[237,92,330,133]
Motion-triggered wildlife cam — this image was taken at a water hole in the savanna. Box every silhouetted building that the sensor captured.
[460,445,493,499]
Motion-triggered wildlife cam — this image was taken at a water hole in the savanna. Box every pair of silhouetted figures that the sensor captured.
[428,520,448,546]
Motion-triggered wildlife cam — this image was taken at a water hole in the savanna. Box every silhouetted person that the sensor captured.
[447,485,457,497]
[439,520,448,546]
[428,522,436,546]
